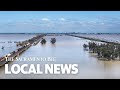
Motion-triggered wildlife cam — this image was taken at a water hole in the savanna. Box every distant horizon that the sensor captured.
[0,32,120,34]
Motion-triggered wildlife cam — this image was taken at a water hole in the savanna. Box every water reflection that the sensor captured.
[41,43,47,47]
[51,43,56,47]
[0,35,120,79]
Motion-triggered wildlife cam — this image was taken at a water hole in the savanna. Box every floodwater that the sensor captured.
[0,34,36,57]
[0,34,120,79]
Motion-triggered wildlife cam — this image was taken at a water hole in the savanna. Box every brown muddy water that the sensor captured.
[0,34,120,79]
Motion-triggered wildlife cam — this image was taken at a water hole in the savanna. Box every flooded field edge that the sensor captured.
[0,34,120,79]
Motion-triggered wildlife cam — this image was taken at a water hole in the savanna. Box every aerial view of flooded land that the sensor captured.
[0,11,120,79]
[0,33,120,79]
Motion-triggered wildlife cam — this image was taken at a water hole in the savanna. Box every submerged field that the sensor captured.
[0,34,120,79]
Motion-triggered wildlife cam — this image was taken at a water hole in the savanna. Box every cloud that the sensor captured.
[59,18,65,21]
[41,18,49,21]
[0,16,120,33]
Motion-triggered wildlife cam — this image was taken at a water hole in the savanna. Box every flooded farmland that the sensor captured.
[0,34,120,79]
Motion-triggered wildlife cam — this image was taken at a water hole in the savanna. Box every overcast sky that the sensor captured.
[0,11,120,33]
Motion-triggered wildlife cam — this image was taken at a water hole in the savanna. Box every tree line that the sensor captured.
[83,42,120,60]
